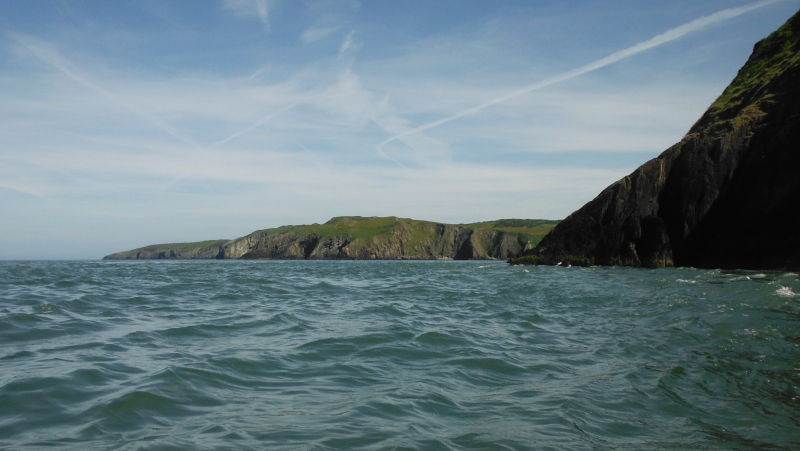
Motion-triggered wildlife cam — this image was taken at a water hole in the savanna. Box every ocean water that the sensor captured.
[0,260,798,450]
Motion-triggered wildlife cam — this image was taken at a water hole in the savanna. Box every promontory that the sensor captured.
[103,217,558,261]
[512,10,800,270]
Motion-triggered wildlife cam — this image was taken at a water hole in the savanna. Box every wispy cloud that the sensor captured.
[301,23,345,43]
[222,0,273,31]
[338,31,358,57]
[213,103,298,146]
[0,181,50,200]
[375,0,781,161]
[11,34,201,149]
[2,0,794,258]
[300,0,359,45]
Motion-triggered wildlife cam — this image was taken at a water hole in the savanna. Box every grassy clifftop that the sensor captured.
[104,217,559,260]
[707,17,798,120]
[245,216,557,248]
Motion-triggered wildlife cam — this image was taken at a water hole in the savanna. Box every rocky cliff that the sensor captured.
[513,11,800,269]
[104,217,557,261]
[103,240,229,260]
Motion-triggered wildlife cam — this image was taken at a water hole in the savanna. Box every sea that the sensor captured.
[0,260,798,450]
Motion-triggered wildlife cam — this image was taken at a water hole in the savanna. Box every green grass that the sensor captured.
[709,19,799,118]
[132,239,229,253]
[466,219,558,235]
[466,219,560,229]
[239,216,559,254]
[247,216,424,242]
[465,219,559,249]
[112,216,562,259]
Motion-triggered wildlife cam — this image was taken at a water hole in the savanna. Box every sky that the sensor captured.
[1,0,799,259]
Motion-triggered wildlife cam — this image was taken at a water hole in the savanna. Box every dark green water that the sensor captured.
[0,260,798,450]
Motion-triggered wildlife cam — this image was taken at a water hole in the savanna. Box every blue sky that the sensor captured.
[1,0,798,259]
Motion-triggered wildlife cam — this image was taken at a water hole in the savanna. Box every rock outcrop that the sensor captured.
[513,11,800,269]
[103,240,229,260]
[104,217,556,261]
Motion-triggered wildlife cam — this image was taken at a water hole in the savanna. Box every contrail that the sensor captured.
[375,0,781,161]
[16,35,299,151]
[13,35,202,149]
[166,102,297,188]
[213,103,297,147]
[0,181,50,200]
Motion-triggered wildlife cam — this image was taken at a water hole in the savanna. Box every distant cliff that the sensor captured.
[512,11,800,269]
[104,217,558,260]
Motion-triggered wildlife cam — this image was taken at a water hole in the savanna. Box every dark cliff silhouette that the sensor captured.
[515,11,800,269]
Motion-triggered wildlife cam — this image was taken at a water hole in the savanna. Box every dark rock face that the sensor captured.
[519,11,800,269]
[103,240,229,260]
[236,222,510,260]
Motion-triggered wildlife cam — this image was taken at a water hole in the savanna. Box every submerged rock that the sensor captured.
[514,10,800,269]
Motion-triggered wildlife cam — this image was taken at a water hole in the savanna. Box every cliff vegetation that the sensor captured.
[104,217,558,261]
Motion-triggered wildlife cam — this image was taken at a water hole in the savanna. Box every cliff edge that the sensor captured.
[104,217,557,260]
[513,11,800,269]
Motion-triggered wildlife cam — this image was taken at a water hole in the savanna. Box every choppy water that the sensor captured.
[0,261,799,450]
